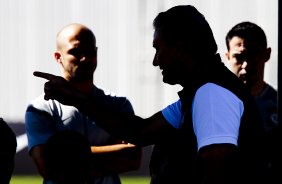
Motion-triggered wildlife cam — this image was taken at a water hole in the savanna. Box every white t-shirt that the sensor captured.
[162,83,244,150]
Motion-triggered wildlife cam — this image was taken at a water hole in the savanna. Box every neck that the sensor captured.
[70,80,94,96]
[250,81,266,97]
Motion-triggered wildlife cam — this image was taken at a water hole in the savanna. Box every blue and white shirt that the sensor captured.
[25,85,133,184]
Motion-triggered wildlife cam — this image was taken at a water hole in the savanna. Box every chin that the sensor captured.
[163,77,178,85]
[73,75,93,82]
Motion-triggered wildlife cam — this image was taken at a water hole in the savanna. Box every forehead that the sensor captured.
[153,30,160,45]
[229,36,263,51]
[229,36,244,48]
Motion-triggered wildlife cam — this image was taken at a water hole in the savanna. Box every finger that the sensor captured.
[33,71,57,80]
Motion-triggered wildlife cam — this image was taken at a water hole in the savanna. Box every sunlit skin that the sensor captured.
[226,36,271,96]
[54,23,138,153]
[29,24,141,180]
[54,24,97,95]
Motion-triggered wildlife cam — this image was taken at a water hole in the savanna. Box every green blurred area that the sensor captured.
[10,176,150,184]
[10,176,42,184]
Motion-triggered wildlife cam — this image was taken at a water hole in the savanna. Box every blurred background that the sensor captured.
[0,0,278,177]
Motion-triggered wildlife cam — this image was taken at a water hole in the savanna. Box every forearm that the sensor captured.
[77,98,150,145]
[30,146,53,180]
[77,98,175,147]
[38,73,174,145]
[91,143,136,154]
[90,146,142,175]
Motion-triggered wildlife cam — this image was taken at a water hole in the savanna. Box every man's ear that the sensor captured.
[264,47,271,63]
[54,51,62,64]
[225,51,230,61]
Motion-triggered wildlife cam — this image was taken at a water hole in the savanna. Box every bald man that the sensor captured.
[25,23,141,184]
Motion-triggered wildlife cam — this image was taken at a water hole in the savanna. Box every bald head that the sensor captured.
[54,23,98,83]
[56,23,96,50]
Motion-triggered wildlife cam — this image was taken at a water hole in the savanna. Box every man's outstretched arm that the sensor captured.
[33,71,176,146]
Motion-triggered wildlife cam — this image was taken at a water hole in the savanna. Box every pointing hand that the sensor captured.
[33,71,87,107]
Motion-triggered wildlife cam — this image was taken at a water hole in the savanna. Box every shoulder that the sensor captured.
[94,86,134,113]
[263,84,277,97]
[26,94,48,111]
[193,83,244,119]
[255,84,277,109]
[26,94,62,115]
[0,118,17,150]
[196,83,242,102]
[94,86,130,102]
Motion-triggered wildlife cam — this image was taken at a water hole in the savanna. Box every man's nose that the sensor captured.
[80,56,86,62]
[241,61,248,69]
[153,55,158,66]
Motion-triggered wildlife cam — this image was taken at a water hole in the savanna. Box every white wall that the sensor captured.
[0,0,278,122]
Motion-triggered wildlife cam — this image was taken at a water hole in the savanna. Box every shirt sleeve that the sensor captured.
[161,99,183,129]
[25,98,55,153]
[120,98,135,114]
[192,83,244,150]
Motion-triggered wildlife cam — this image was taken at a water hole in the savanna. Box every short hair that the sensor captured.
[46,130,91,184]
[153,5,218,58]
[225,21,267,50]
